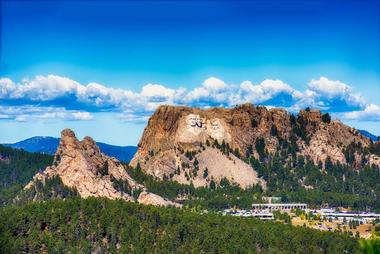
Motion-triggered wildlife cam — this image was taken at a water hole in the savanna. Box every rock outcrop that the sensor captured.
[137,191,179,207]
[130,104,379,188]
[25,129,180,207]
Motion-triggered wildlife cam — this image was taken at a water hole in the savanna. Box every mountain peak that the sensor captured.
[130,104,380,188]
[298,108,322,120]
[81,136,101,156]
[61,128,76,138]
[25,129,179,207]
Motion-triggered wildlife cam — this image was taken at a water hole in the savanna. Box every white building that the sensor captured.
[222,209,274,220]
[252,203,307,212]
[251,211,274,220]
[318,211,380,223]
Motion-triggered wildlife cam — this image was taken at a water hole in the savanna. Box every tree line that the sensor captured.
[0,197,360,253]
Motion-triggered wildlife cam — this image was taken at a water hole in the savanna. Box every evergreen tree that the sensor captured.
[271,125,278,136]
[322,113,331,123]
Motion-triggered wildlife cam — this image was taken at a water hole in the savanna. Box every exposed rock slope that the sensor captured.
[130,104,380,188]
[25,129,179,207]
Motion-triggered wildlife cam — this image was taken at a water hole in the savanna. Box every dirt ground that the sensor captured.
[292,218,374,238]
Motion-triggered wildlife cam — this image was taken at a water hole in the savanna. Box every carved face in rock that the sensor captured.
[206,118,231,143]
[185,114,206,134]
[175,114,206,143]
[187,114,206,129]
[176,114,231,144]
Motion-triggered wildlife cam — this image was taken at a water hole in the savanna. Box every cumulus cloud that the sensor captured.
[183,77,231,106]
[0,75,83,101]
[308,77,350,98]
[181,77,301,107]
[0,74,378,122]
[239,79,299,105]
[340,104,380,121]
[0,105,93,122]
[295,77,367,112]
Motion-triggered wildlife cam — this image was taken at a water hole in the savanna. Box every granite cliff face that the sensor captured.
[25,129,179,207]
[130,104,380,188]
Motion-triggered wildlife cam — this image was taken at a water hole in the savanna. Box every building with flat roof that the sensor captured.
[251,212,274,220]
[222,209,275,220]
[317,211,380,223]
[252,203,307,211]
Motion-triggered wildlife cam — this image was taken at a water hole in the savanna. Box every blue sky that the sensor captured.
[1,0,380,145]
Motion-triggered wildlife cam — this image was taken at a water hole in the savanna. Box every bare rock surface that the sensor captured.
[195,147,265,188]
[26,129,180,207]
[131,104,377,188]
[137,191,181,207]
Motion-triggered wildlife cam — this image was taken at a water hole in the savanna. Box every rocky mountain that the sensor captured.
[130,103,380,189]
[23,129,179,207]
[3,136,137,162]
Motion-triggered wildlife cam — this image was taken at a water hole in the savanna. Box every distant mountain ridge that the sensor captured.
[3,136,137,162]
[359,129,379,141]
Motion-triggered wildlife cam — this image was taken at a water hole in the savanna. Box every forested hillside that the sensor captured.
[126,161,380,211]
[0,133,378,253]
[247,148,380,211]
[0,198,359,253]
[1,140,379,212]
[0,145,53,205]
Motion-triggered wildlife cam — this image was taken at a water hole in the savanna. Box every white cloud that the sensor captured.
[308,77,350,98]
[0,78,17,98]
[0,75,302,112]
[340,104,380,121]
[141,84,175,99]
[0,74,378,122]
[17,75,83,101]
[0,114,11,119]
[71,112,93,121]
[0,105,93,122]
[239,79,297,104]
[184,77,231,105]
[306,77,366,108]
[203,77,228,91]
[181,77,299,107]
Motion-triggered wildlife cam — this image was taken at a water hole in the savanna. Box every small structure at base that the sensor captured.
[252,203,307,212]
